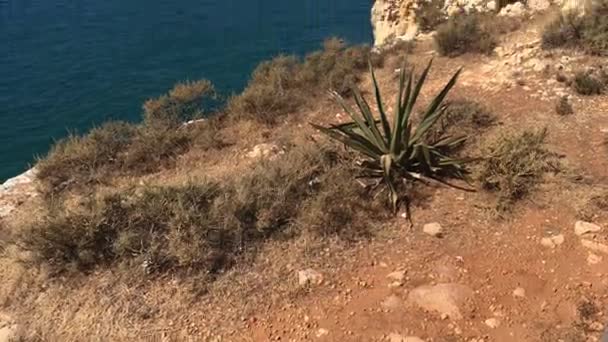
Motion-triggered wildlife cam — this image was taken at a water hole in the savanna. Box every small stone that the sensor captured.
[540,237,556,248]
[388,281,403,288]
[551,234,565,245]
[382,295,403,310]
[423,223,444,238]
[485,318,500,329]
[588,253,603,265]
[513,287,526,298]
[407,283,474,320]
[575,221,602,236]
[298,269,323,286]
[388,334,425,342]
[316,328,329,337]
[581,240,608,255]
[387,270,406,282]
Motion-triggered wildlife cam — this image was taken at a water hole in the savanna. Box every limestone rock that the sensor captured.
[485,318,501,328]
[499,2,526,16]
[513,287,526,298]
[528,0,551,11]
[581,240,608,255]
[575,221,602,236]
[382,295,403,310]
[371,0,419,46]
[387,270,407,282]
[298,269,323,286]
[388,334,425,342]
[561,0,595,15]
[588,253,603,265]
[423,222,444,238]
[540,234,565,248]
[407,283,474,319]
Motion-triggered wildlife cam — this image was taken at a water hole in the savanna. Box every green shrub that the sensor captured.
[542,2,608,55]
[434,14,497,57]
[555,96,574,115]
[478,129,559,212]
[312,60,468,211]
[572,71,604,95]
[228,38,382,125]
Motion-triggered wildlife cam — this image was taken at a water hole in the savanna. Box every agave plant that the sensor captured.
[311,59,468,212]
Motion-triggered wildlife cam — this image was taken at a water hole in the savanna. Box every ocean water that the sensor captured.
[0,0,373,182]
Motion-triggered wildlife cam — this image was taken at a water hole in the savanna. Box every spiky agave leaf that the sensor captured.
[312,59,468,213]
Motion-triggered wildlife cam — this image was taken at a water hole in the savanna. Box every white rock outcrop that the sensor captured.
[371,0,419,46]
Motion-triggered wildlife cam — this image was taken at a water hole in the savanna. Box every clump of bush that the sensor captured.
[478,129,560,212]
[416,0,447,32]
[426,100,496,145]
[576,189,608,221]
[572,70,605,95]
[541,1,608,55]
[228,38,382,125]
[555,96,574,115]
[434,14,497,57]
[36,80,222,195]
[23,143,383,273]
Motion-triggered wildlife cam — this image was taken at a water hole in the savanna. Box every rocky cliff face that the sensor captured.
[371,0,419,47]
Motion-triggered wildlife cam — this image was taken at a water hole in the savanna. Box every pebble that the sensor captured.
[485,318,501,329]
[423,223,444,238]
[513,287,526,298]
[575,221,602,236]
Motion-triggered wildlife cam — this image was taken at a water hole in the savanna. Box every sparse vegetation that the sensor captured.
[228,38,382,125]
[416,0,447,32]
[576,189,608,221]
[542,1,608,55]
[434,14,497,57]
[426,100,496,145]
[312,60,468,211]
[572,70,605,95]
[555,96,574,115]
[478,129,559,212]
[36,81,222,196]
[22,143,382,273]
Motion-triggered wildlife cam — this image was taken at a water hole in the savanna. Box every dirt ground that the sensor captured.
[1,8,607,342]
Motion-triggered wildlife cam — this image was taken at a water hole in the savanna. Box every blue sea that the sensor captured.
[0,0,373,182]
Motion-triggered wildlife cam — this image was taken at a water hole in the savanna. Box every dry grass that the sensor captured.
[477,129,560,213]
[576,189,608,221]
[542,2,608,56]
[555,96,574,115]
[434,14,497,57]
[21,142,384,275]
[572,70,605,95]
[426,100,496,144]
[36,81,223,196]
[227,38,382,125]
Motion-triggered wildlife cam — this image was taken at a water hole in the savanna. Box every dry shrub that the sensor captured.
[36,121,137,194]
[228,38,382,125]
[555,96,574,115]
[143,80,216,128]
[426,100,496,144]
[416,0,447,32]
[37,80,221,195]
[23,143,382,274]
[434,14,497,57]
[576,189,608,221]
[226,55,304,125]
[542,2,608,55]
[572,70,605,95]
[478,129,560,212]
